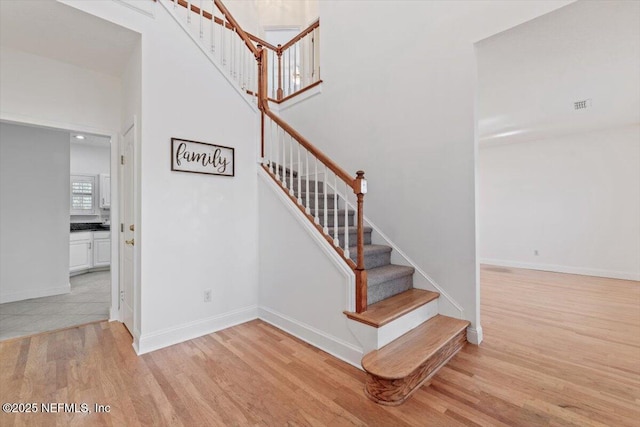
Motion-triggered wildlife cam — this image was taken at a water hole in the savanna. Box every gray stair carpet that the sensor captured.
[274,170,416,307]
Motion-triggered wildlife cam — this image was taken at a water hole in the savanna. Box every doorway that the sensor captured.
[0,122,116,340]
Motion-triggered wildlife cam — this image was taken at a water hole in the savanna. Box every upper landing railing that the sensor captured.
[166,0,368,313]
[169,0,321,104]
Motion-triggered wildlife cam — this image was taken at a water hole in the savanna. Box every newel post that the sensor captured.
[355,170,367,313]
[276,44,283,101]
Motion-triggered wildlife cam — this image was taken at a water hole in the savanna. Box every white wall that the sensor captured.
[70,142,110,175]
[60,0,261,353]
[258,172,362,366]
[479,125,640,280]
[279,1,573,334]
[0,47,121,135]
[256,0,318,32]
[0,123,70,303]
[139,2,259,352]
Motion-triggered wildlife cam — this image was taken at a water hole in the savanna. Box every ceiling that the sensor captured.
[70,133,111,147]
[477,0,640,146]
[0,0,140,77]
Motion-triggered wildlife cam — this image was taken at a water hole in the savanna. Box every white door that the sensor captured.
[120,126,135,335]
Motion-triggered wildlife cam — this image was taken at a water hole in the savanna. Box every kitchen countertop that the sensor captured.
[70,223,110,233]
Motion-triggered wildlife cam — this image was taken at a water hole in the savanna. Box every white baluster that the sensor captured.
[294,42,298,92]
[343,183,350,258]
[275,126,280,180]
[281,128,286,187]
[297,144,302,204]
[230,32,235,78]
[342,182,349,247]
[288,49,292,96]
[187,1,191,23]
[333,172,339,246]
[221,20,226,67]
[305,150,310,214]
[199,1,203,38]
[269,119,274,173]
[323,165,328,234]
[174,0,177,9]
[289,136,294,195]
[271,51,275,99]
[211,0,216,53]
[314,158,319,224]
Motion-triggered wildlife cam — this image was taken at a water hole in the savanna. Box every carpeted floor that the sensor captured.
[0,270,110,341]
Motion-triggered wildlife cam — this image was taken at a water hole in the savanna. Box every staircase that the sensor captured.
[275,167,470,405]
[162,0,470,406]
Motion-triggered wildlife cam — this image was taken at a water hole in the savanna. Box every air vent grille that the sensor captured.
[574,99,592,110]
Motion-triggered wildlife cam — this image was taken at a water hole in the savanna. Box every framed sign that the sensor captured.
[171,138,234,177]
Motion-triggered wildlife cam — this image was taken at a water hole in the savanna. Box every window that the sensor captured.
[70,175,97,215]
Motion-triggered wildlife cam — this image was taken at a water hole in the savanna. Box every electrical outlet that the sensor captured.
[204,289,212,302]
[534,250,539,256]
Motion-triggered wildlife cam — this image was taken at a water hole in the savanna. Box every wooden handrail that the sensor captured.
[213,0,258,56]
[258,50,355,189]
[280,19,320,52]
[262,110,355,189]
[171,0,258,56]
[246,33,278,52]
[167,0,365,312]
[257,47,368,312]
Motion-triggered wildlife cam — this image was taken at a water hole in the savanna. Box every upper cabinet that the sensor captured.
[99,173,111,209]
[70,174,97,216]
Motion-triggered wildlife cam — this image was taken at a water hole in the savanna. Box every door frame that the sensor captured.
[0,113,122,325]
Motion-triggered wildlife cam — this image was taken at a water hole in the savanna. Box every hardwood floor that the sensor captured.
[1,265,638,426]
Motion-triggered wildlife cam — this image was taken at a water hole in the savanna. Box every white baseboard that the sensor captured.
[0,283,71,304]
[136,305,258,355]
[466,326,483,345]
[258,306,364,369]
[480,258,640,281]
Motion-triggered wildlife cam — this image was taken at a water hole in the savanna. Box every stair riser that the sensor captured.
[364,329,467,406]
[292,180,324,192]
[303,196,337,209]
[368,275,413,305]
[350,250,391,270]
[318,213,354,227]
[330,230,373,246]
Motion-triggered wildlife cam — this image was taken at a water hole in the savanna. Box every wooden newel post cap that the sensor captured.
[356,170,365,179]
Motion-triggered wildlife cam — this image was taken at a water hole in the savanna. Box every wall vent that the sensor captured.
[574,99,592,110]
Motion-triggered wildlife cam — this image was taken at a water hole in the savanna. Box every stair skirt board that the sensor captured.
[363,328,467,406]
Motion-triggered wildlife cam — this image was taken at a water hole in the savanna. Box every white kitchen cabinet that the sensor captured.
[99,173,111,209]
[93,231,111,267]
[69,232,93,272]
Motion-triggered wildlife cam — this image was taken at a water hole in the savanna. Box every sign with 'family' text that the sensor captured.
[171,138,234,177]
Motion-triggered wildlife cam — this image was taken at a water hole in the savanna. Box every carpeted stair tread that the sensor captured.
[362,315,469,380]
[345,289,440,328]
[367,264,415,286]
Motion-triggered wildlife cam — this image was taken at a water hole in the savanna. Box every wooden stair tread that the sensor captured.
[344,289,439,327]
[362,315,469,379]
